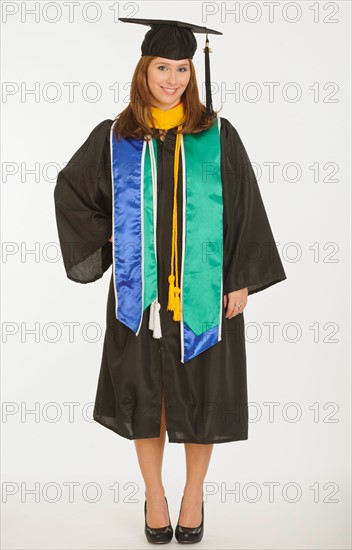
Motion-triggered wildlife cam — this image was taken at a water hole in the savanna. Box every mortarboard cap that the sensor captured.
[118,17,223,116]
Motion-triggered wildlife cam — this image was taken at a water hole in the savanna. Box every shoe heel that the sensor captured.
[144,495,173,544]
[175,495,204,544]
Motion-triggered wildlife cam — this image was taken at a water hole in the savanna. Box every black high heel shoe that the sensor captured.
[175,495,204,544]
[144,495,173,544]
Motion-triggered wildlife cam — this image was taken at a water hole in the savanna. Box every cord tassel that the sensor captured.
[149,300,155,330]
[149,299,162,338]
[152,300,162,338]
[167,274,176,311]
[173,286,181,321]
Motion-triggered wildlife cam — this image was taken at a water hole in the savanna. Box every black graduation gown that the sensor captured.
[54,117,287,444]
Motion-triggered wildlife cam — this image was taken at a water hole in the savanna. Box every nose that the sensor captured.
[165,70,178,86]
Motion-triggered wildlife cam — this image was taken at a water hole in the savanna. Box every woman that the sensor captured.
[54,18,287,545]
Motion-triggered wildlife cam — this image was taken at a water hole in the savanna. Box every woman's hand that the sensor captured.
[108,235,113,242]
[223,288,248,319]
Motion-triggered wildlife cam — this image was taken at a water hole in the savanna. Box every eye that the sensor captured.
[157,66,188,72]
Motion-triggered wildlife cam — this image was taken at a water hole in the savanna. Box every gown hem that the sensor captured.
[93,414,248,444]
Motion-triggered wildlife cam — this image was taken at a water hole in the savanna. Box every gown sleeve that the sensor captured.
[54,119,114,283]
[220,117,287,296]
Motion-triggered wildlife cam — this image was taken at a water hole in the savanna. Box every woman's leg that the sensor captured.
[178,443,214,527]
[134,385,170,527]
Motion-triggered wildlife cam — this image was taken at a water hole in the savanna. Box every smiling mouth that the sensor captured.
[161,86,179,94]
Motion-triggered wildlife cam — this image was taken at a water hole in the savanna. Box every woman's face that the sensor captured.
[147,57,191,110]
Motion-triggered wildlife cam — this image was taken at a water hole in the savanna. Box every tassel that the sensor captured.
[149,300,155,330]
[173,286,181,321]
[167,274,175,311]
[152,300,162,338]
[204,35,214,117]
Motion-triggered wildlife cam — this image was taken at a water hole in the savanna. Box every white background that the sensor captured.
[1,1,351,549]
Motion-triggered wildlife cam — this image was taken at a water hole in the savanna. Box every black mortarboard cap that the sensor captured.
[118,18,223,116]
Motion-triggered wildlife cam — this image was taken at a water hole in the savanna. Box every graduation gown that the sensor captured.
[54,116,287,444]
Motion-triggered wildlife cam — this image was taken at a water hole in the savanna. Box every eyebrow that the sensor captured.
[155,62,189,66]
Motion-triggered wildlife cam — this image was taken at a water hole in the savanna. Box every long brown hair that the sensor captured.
[113,56,222,141]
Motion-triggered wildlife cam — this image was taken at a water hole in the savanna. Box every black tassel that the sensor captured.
[204,35,214,117]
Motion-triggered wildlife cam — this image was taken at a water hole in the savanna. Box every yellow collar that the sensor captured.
[148,102,185,130]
